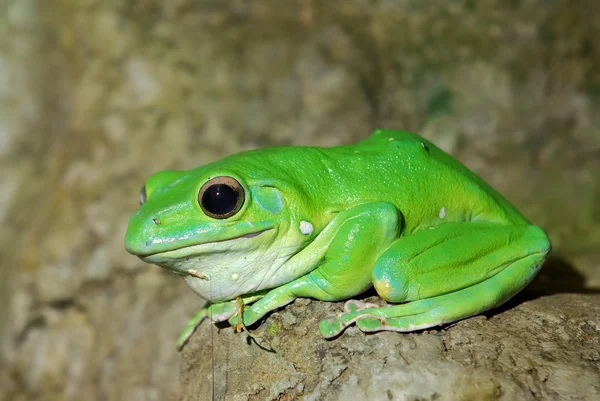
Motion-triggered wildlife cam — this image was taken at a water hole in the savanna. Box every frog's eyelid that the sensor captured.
[139,186,147,205]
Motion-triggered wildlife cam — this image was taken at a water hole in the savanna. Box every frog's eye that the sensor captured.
[139,186,147,205]
[198,176,245,219]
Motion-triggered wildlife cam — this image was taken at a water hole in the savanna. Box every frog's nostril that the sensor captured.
[152,218,161,225]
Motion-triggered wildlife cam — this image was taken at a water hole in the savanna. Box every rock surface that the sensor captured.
[1,1,599,401]
[177,290,600,401]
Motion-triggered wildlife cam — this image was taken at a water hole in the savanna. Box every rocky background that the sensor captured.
[1,1,599,400]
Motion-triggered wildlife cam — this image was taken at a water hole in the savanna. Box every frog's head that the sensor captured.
[125,164,313,302]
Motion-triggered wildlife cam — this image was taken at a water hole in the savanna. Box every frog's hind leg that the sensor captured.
[320,222,550,337]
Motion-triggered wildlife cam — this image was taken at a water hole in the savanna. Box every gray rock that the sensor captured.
[173,288,600,401]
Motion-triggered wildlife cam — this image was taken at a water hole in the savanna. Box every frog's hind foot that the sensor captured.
[343,299,381,313]
[320,294,462,338]
[319,299,382,338]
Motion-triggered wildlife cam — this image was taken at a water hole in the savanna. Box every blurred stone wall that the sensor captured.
[0,1,598,400]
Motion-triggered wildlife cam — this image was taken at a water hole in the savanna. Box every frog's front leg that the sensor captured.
[320,222,551,337]
[229,202,401,328]
[177,292,265,350]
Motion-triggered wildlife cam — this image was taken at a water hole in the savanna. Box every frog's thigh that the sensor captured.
[373,222,551,303]
[321,222,550,336]
[234,202,401,326]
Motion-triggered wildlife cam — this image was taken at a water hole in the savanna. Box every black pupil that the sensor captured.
[202,184,238,216]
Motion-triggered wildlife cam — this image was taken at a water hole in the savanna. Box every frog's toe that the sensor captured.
[343,299,380,313]
[319,316,346,338]
[321,301,396,338]
[356,315,442,333]
[356,317,386,332]
[320,309,377,338]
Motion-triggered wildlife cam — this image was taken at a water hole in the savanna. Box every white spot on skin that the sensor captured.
[231,273,239,281]
[439,207,446,219]
[300,221,313,235]
[388,137,395,141]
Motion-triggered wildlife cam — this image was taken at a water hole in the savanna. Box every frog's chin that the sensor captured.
[144,226,294,302]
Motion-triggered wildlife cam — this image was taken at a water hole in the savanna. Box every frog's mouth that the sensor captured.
[142,227,274,263]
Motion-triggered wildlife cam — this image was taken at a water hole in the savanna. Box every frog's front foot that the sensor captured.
[177,314,207,351]
[176,302,237,351]
[228,309,261,329]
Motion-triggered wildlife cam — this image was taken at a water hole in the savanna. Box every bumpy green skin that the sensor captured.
[125,130,551,347]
